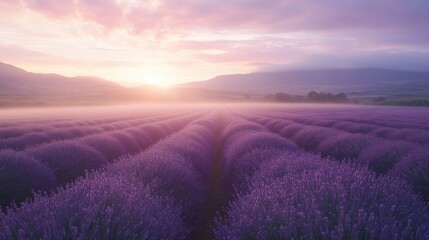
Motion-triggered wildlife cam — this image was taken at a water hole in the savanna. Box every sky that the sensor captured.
[1,0,429,87]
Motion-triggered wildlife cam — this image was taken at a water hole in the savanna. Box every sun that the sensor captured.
[145,75,165,87]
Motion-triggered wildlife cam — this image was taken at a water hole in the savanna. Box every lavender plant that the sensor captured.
[0,150,55,209]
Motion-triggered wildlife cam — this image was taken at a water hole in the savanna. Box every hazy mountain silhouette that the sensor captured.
[0,62,122,96]
[2,62,429,104]
[177,69,429,96]
[0,62,243,104]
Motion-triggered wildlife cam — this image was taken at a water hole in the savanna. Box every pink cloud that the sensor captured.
[121,0,429,40]
[23,0,75,18]
[0,45,145,69]
[187,39,306,65]
[76,0,124,29]
[3,0,429,80]
[16,0,429,36]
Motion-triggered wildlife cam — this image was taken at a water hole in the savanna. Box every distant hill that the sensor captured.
[2,62,429,106]
[176,69,429,97]
[0,62,122,97]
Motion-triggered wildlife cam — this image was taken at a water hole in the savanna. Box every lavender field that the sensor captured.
[0,104,428,239]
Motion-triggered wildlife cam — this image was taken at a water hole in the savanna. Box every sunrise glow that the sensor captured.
[1,1,428,87]
[144,75,164,87]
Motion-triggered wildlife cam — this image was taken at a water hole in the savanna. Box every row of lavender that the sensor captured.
[1,113,221,239]
[0,110,207,209]
[215,114,429,239]
[0,111,183,149]
[257,110,429,145]
[260,105,429,131]
[245,110,429,202]
[316,107,429,130]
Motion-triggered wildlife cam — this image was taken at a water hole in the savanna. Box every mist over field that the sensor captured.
[1,0,429,239]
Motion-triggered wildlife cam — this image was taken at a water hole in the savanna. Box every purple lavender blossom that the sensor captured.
[0,150,55,208]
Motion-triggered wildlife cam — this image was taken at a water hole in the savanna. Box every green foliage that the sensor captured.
[373,98,429,106]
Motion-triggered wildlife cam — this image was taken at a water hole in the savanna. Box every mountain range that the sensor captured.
[1,62,429,103]
[176,69,429,97]
[0,62,121,97]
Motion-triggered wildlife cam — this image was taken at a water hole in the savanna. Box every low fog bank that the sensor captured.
[0,102,416,121]
[1,86,427,109]
[0,85,353,108]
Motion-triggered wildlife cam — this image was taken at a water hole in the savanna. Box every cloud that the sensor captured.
[0,44,146,69]
[12,0,429,47]
[2,0,429,85]
[260,49,429,72]
[23,0,75,18]
[76,0,124,29]
[15,0,429,35]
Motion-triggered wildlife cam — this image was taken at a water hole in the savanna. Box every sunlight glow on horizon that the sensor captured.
[144,74,167,87]
[1,0,428,87]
